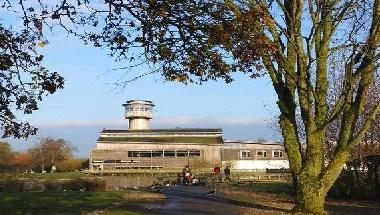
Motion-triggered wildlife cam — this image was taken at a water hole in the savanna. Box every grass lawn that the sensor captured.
[0,190,163,215]
[237,182,294,193]
[218,182,380,215]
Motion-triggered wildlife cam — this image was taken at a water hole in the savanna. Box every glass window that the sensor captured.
[104,160,121,163]
[176,150,188,157]
[273,150,283,158]
[152,150,163,157]
[256,150,267,158]
[128,151,140,157]
[240,150,251,158]
[140,107,145,111]
[189,150,201,156]
[164,151,176,157]
[139,151,152,157]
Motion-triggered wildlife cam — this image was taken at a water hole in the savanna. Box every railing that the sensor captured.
[84,168,286,176]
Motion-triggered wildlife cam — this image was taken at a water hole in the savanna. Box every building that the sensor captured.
[223,140,289,170]
[89,100,289,171]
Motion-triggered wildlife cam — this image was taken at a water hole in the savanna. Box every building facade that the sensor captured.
[89,100,289,171]
[223,140,289,170]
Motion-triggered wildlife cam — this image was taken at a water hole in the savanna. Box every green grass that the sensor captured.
[0,191,152,215]
[239,182,294,194]
[225,192,257,205]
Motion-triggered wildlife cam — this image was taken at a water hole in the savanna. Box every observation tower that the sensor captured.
[123,100,155,130]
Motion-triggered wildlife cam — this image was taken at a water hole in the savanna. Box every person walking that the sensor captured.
[224,166,231,182]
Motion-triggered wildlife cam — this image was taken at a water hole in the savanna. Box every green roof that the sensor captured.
[101,128,222,133]
[97,136,223,144]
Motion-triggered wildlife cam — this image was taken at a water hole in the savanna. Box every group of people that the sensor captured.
[181,164,231,186]
[212,165,231,182]
[182,165,199,185]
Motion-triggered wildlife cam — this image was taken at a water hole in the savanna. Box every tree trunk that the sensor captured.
[293,179,328,215]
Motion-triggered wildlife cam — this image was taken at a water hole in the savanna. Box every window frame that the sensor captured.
[272,150,283,158]
[256,150,267,158]
[240,150,251,159]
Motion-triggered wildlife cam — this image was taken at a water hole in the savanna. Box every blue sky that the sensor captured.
[3,9,281,157]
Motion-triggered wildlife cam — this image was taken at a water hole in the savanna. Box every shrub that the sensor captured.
[62,178,105,191]
[57,159,87,172]
[0,180,24,192]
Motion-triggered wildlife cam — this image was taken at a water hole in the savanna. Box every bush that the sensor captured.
[0,180,24,192]
[57,159,87,172]
[328,169,380,200]
[61,178,105,191]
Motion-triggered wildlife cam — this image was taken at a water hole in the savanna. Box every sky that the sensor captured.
[3,6,282,157]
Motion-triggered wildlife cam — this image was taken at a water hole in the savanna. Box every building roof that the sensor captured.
[101,128,222,133]
[98,135,223,144]
[224,140,283,145]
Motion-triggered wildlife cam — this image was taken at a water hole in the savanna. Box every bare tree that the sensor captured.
[28,137,76,173]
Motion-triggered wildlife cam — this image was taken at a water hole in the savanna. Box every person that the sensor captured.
[224,166,231,182]
[182,165,191,185]
[213,165,221,182]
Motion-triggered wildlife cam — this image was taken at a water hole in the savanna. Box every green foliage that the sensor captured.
[0,178,105,192]
[60,178,106,192]
[0,25,64,138]
[0,172,84,180]
[0,141,13,171]
[57,159,87,172]
[329,168,380,200]
[0,180,24,192]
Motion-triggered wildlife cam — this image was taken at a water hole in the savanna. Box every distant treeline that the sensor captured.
[0,138,88,173]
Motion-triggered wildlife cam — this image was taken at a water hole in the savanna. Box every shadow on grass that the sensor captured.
[161,187,291,214]
[0,191,153,215]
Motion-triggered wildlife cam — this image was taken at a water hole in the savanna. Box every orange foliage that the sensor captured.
[11,152,32,169]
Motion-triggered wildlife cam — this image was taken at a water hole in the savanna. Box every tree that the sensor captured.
[11,151,33,172]
[0,141,13,171]
[71,1,379,214]
[0,3,64,138]
[28,137,76,173]
[56,158,87,172]
[2,1,379,213]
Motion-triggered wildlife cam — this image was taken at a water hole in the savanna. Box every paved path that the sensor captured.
[142,185,240,215]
